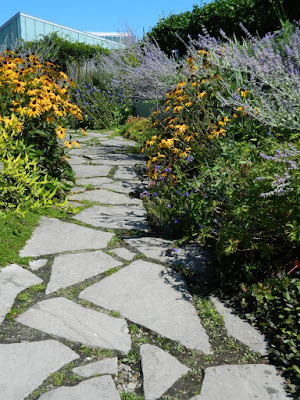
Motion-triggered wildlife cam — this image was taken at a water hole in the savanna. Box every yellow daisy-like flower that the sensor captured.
[185,101,192,107]
[80,127,87,136]
[71,140,80,148]
[175,124,188,134]
[197,91,207,99]
[55,125,66,140]
[173,106,183,113]
[164,106,171,113]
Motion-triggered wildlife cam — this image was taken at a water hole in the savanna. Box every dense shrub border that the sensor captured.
[148,0,300,55]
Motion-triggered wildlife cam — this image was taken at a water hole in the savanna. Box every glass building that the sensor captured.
[0,12,125,50]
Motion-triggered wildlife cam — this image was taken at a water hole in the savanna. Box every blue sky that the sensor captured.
[0,0,212,38]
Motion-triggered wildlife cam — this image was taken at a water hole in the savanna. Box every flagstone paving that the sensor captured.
[39,376,121,400]
[46,251,122,294]
[20,217,114,257]
[0,340,79,400]
[0,264,42,323]
[17,297,131,354]
[69,188,142,205]
[0,130,290,399]
[72,357,118,377]
[80,260,212,353]
[141,344,190,400]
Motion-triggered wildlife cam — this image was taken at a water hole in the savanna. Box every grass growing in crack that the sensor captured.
[121,393,144,400]
[110,310,121,318]
[105,266,122,277]
[107,235,124,248]
[108,165,118,179]
[5,283,46,320]
[194,296,224,342]
[122,350,140,365]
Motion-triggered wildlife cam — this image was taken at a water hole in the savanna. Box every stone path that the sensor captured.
[0,131,289,399]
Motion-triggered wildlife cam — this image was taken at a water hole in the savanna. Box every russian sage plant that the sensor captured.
[188,22,300,134]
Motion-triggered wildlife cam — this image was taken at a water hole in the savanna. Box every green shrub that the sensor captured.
[0,126,60,216]
[118,116,154,143]
[16,33,109,72]
[148,0,300,55]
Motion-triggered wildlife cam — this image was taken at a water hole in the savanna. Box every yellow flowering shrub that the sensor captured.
[142,50,228,181]
[0,51,83,182]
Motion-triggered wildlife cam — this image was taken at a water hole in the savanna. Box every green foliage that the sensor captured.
[148,0,300,55]
[0,210,40,267]
[0,127,61,216]
[18,33,109,72]
[117,116,154,144]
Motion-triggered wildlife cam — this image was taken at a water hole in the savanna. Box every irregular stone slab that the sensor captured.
[126,237,209,271]
[80,260,212,352]
[211,297,268,355]
[74,205,148,231]
[141,344,189,400]
[114,166,140,180]
[197,364,289,400]
[91,154,143,166]
[20,217,114,257]
[70,186,85,193]
[29,259,48,271]
[17,297,131,354]
[70,189,142,205]
[72,357,118,377]
[0,340,79,400]
[39,376,120,400]
[76,177,113,187]
[101,181,142,194]
[112,247,136,261]
[46,251,122,294]
[98,138,137,147]
[0,264,42,323]
[72,164,112,178]
[68,155,86,165]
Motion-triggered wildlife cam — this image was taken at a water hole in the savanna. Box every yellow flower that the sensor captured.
[191,81,200,87]
[80,127,87,136]
[240,90,250,98]
[55,125,66,140]
[164,106,171,113]
[175,124,188,134]
[177,81,187,89]
[64,140,73,150]
[197,91,207,98]
[173,105,183,113]
[71,140,80,148]
[185,101,192,107]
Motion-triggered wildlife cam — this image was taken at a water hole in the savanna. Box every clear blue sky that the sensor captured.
[0,0,212,38]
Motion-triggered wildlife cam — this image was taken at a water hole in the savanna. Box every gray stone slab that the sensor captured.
[70,189,142,205]
[211,297,268,355]
[141,344,189,400]
[17,297,131,354]
[90,154,143,166]
[74,205,148,231]
[29,259,48,271]
[101,181,142,194]
[39,376,120,400]
[126,237,208,271]
[114,166,140,180]
[70,186,85,193]
[98,138,137,147]
[80,260,212,352]
[76,177,113,187]
[72,164,112,178]
[68,155,86,165]
[196,364,289,400]
[0,264,42,323]
[72,357,118,377]
[0,340,79,400]
[112,248,136,261]
[46,251,122,294]
[20,217,114,257]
